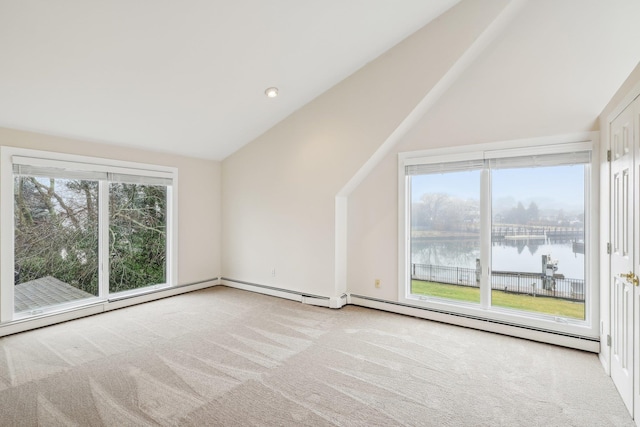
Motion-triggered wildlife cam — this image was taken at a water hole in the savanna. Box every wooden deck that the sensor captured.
[14,276,95,313]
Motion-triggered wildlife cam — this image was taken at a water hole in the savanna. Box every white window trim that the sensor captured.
[398,132,600,339]
[0,146,179,323]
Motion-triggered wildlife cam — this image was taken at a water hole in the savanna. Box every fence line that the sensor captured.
[411,263,584,302]
[491,225,583,240]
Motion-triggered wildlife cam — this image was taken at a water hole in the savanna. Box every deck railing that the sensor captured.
[411,263,585,302]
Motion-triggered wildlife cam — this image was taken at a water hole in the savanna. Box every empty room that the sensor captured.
[1,0,640,425]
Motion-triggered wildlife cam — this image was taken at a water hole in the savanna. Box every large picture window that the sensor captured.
[1,148,177,322]
[400,138,596,337]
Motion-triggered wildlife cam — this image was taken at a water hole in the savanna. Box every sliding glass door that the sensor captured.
[409,168,482,305]
[109,182,167,294]
[401,142,593,334]
[490,163,586,320]
[14,176,99,314]
[0,147,177,322]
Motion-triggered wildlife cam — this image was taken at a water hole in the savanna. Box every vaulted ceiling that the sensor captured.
[0,0,458,159]
[1,0,639,160]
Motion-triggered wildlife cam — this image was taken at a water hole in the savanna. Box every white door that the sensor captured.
[610,100,636,415]
[632,98,640,422]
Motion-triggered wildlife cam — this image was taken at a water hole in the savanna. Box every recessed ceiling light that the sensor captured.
[265,87,279,98]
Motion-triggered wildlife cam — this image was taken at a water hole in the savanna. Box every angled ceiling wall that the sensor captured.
[401,0,640,150]
[221,0,514,296]
[222,0,640,300]
[347,0,640,300]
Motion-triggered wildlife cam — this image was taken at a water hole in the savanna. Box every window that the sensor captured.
[399,137,596,337]
[409,166,482,305]
[0,148,177,322]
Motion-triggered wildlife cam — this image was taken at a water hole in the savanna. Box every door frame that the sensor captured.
[603,81,640,421]
[603,81,640,373]
[608,103,636,414]
[398,133,600,341]
[0,146,179,323]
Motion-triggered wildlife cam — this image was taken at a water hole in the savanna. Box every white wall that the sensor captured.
[0,127,222,286]
[347,1,640,300]
[223,0,640,304]
[221,0,512,297]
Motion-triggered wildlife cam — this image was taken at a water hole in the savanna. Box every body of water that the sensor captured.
[411,238,584,280]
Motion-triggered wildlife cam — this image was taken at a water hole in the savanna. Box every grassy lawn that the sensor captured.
[411,280,584,320]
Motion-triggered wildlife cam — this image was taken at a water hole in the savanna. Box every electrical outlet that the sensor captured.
[271,268,276,277]
[375,279,381,288]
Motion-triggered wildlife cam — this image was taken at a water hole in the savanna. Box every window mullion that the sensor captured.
[166,185,176,287]
[98,180,109,299]
[480,167,492,309]
[0,149,14,322]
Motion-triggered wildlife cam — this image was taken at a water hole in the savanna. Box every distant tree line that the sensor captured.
[501,201,539,225]
[412,193,479,232]
[413,193,582,232]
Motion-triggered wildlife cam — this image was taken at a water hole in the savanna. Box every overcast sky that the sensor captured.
[411,165,585,211]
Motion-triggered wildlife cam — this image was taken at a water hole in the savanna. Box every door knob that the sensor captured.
[619,271,640,286]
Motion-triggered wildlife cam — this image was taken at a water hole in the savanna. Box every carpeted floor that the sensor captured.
[0,286,632,426]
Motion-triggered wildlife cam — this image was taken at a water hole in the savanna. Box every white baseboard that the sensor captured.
[599,352,610,374]
[217,281,598,352]
[220,278,347,309]
[221,279,305,303]
[104,279,219,310]
[0,279,219,338]
[219,280,599,352]
[330,294,348,308]
[15,275,594,353]
[349,294,600,353]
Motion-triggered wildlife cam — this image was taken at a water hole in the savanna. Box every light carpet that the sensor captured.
[0,286,632,426]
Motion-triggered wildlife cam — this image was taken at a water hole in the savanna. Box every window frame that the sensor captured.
[398,133,599,338]
[0,147,178,323]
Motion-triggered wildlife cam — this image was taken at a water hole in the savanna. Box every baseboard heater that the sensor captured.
[220,278,338,307]
[107,278,218,303]
[0,278,219,338]
[350,293,599,353]
[220,278,598,353]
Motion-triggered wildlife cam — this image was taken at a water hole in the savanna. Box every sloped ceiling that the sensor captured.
[1,1,639,161]
[0,0,458,160]
[403,0,640,147]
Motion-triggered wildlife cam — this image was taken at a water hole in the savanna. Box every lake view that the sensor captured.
[411,238,584,280]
